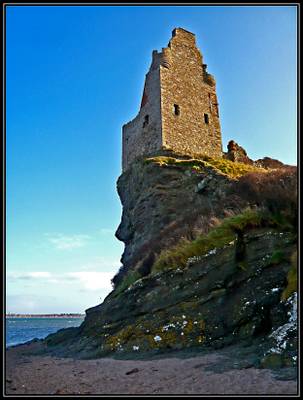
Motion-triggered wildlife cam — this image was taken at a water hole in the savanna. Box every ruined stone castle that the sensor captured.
[122,28,223,171]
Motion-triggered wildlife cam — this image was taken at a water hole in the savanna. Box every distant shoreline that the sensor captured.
[6,314,85,318]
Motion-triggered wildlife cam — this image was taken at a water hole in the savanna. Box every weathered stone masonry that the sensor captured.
[122,28,223,171]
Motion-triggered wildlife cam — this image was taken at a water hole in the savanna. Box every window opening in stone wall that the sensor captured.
[204,113,209,124]
[143,115,149,127]
[174,104,180,116]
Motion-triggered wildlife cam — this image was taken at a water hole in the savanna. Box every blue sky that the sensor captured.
[6,5,297,313]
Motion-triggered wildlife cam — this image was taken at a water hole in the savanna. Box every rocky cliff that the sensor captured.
[44,147,297,373]
[115,154,245,281]
[113,146,294,286]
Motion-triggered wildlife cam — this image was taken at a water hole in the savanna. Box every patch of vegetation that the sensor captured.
[144,155,266,179]
[114,270,142,295]
[115,208,296,292]
[281,250,297,301]
[232,168,297,232]
[268,250,286,265]
[111,264,128,289]
[237,261,248,271]
[202,155,267,178]
[152,209,267,273]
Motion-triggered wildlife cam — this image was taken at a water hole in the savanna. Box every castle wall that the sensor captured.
[122,28,223,171]
[160,28,222,158]
[122,61,162,171]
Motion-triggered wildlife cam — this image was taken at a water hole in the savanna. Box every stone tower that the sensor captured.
[122,28,223,171]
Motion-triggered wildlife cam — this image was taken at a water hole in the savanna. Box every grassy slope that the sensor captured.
[144,155,266,179]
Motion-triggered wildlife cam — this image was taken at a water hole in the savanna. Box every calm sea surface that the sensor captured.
[6,317,85,347]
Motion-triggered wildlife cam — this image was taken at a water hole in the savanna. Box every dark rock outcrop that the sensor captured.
[224,140,293,170]
[224,140,254,165]
[254,157,291,170]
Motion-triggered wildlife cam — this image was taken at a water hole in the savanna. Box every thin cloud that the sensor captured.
[45,233,91,250]
[7,271,52,280]
[8,270,114,292]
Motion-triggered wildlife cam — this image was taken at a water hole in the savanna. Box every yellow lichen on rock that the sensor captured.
[101,314,207,353]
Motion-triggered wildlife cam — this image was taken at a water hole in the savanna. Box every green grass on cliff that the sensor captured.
[152,209,272,273]
[144,155,266,179]
[281,250,297,301]
[114,208,295,293]
[113,270,141,296]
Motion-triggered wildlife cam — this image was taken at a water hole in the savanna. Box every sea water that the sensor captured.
[6,317,85,347]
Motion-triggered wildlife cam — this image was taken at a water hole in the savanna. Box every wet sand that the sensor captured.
[5,342,297,395]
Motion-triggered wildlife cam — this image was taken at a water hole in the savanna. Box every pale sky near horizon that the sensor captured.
[6,5,297,313]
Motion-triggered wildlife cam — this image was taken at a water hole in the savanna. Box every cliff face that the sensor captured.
[115,157,230,273]
[113,149,293,284]
[114,154,255,282]
[45,151,297,372]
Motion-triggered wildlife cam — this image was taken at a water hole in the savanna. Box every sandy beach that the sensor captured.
[5,341,297,395]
